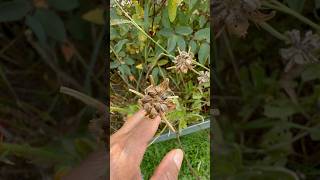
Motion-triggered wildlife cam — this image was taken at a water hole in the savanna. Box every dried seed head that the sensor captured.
[197,71,210,84]
[213,0,274,37]
[138,78,176,119]
[173,51,194,73]
[280,30,320,72]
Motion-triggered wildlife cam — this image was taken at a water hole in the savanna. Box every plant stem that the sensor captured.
[160,113,176,132]
[129,89,145,97]
[192,60,210,71]
[259,22,289,42]
[263,0,320,32]
[114,0,169,54]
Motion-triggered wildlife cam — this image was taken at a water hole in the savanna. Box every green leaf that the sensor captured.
[161,7,171,28]
[176,36,186,51]
[194,27,209,42]
[110,61,120,69]
[175,26,193,36]
[167,35,177,52]
[152,67,159,84]
[33,9,66,42]
[47,0,79,11]
[82,8,104,25]
[25,15,47,45]
[0,0,31,22]
[168,0,178,22]
[198,15,206,28]
[310,127,320,141]
[179,118,187,130]
[264,104,296,119]
[158,59,169,66]
[118,64,131,76]
[114,39,129,53]
[124,57,135,65]
[189,40,197,54]
[301,64,320,81]
[158,28,175,37]
[198,43,209,64]
[285,0,305,13]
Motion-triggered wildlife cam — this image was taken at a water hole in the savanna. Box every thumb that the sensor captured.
[151,149,184,180]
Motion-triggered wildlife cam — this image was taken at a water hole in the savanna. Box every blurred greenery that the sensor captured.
[0,0,105,179]
[214,0,320,179]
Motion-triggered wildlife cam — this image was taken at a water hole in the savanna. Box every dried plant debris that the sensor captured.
[197,71,210,84]
[213,0,274,37]
[173,49,194,73]
[280,30,320,72]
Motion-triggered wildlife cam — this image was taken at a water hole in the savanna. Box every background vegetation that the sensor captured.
[0,0,106,179]
[214,0,320,179]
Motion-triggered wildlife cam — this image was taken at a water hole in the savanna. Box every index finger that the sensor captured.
[118,109,146,133]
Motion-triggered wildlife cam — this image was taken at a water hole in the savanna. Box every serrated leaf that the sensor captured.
[82,8,104,25]
[168,0,178,22]
[194,27,209,42]
[0,0,31,22]
[175,26,193,36]
[198,43,209,64]
[47,0,79,11]
[25,15,47,45]
[33,9,66,42]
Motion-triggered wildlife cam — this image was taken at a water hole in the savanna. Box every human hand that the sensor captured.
[111,109,184,180]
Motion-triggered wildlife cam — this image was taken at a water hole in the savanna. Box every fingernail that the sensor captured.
[173,149,183,168]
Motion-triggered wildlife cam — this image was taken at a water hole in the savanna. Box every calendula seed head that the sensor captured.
[280,30,320,72]
[138,78,176,119]
[173,51,194,73]
[197,71,210,84]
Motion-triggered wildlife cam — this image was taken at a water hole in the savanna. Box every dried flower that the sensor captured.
[137,78,176,119]
[213,0,274,37]
[280,30,320,72]
[197,71,210,84]
[173,49,194,73]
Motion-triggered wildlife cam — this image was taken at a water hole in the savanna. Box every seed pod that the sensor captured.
[160,104,168,112]
[154,102,162,112]
[141,95,152,103]
[144,103,152,113]
[150,107,158,118]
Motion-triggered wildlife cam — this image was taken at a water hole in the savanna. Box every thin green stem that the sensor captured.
[110,45,124,64]
[114,0,169,54]
[263,0,320,32]
[259,22,289,42]
[192,60,210,71]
